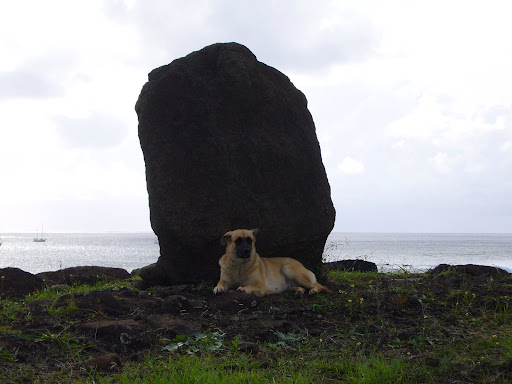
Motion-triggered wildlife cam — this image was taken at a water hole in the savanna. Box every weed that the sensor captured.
[230,334,241,351]
[306,302,327,315]
[328,271,379,287]
[268,331,307,350]
[0,345,14,362]
[34,329,83,354]
[162,330,225,354]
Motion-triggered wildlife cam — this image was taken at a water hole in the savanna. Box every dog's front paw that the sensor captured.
[213,285,225,295]
[236,286,249,294]
[237,286,267,297]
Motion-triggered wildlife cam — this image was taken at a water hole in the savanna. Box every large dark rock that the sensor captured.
[430,264,510,277]
[0,268,44,298]
[323,259,378,273]
[135,42,335,285]
[37,266,131,286]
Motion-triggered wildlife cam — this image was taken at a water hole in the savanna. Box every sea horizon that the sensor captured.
[1,232,511,275]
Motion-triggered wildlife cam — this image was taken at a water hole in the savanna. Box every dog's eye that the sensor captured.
[235,238,243,246]
[246,238,252,245]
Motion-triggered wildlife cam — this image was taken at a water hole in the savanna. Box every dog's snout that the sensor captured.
[235,237,253,259]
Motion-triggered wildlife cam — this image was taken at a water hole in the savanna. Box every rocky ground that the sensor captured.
[0,263,511,383]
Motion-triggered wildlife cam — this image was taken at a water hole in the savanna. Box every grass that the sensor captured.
[76,351,417,384]
[1,270,511,383]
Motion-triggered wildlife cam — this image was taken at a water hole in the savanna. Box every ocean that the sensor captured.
[0,232,511,274]
[324,233,512,273]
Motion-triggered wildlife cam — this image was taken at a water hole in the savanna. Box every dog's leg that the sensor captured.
[283,266,329,295]
[291,286,306,297]
[237,284,268,297]
[213,280,230,295]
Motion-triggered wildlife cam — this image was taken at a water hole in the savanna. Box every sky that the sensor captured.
[1,0,511,234]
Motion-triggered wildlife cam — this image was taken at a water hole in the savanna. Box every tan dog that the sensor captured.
[213,229,329,297]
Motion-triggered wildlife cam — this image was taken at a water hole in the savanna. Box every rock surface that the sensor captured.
[323,259,378,273]
[0,266,131,299]
[37,266,131,286]
[0,268,43,298]
[429,264,509,277]
[136,42,335,285]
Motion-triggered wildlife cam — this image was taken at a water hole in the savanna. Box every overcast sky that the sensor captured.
[1,0,511,234]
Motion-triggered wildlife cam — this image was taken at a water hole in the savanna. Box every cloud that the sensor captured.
[0,70,64,99]
[117,1,379,73]
[54,114,130,149]
[391,140,406,150]
[501,142,512,152]
[1,0,512,233]
[387,95,447,140]
[428,153,452,174]
[338,157,365,175]
[209,1,380,72]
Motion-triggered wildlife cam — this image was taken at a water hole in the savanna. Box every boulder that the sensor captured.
[135,42,335,285]
[0,267,44,298]
[323,259,378,273]
[430,264,510,277]
[37,266,131,286]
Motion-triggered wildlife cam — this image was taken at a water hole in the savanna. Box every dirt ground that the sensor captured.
[1,264,511,382]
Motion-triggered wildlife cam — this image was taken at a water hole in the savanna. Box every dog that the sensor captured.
[213,229,329,297]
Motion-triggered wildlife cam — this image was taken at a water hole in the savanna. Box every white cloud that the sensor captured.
[464,163,485,174]
[387,95,448,141]
[338,157,365,175]
[501,141,512,152]
[1,0,512,232]
[429,153,453,174]
[54,114,130,149]
[0,70,65,99]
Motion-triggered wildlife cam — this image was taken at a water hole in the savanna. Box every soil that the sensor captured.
[0,264,511,382]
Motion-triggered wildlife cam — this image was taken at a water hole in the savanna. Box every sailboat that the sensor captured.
[33,225,47,242]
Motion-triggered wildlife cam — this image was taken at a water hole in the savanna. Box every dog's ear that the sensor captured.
[220,231,232,246]
[250,228,260,238]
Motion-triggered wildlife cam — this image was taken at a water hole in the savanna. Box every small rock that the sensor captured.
[120,333,133,345]
[397,331,413,341]
[74,291,125,316]
[146,315,199,337]
[238,341,260,354]
[83,353,122,372]
[424,356,441,367]
[80,319,142,339]
[162,295,192,313]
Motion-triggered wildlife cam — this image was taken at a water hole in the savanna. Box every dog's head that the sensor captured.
[221,228,259,259]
